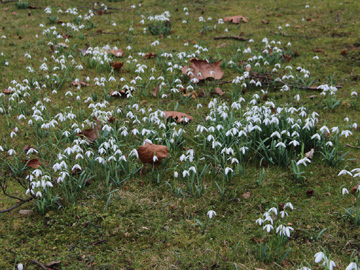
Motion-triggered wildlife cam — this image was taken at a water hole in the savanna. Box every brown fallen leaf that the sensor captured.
[340,50,347,56]
[216,43,227,49]
[26,159,41,169]
[76,118,102,142]
[314,49,323,53]
[242,192,250,199]
[137,143,169,167]
[108,48,124,57]
[261,19,269,24]
[19,209,33,215]
[351,185,359,194]
[182,58,224,82]
[50,43,69,52]
[71,80,89,87]
[306,189,314,197]
[224,15,248,24]
[306,18,316,22]
[305,148,314,159]
[153,85,160,97]
[3,89,12,94]
[211,87,225,96]
[164,111,193,123]
[144,52,157,59]
[110,61,124,71]
[108,115,116,124]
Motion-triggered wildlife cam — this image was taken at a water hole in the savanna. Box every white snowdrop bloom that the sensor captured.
[338,170,352,176]
[224,167,233,175]
[256,218,264,225]
[174,171,179,178]
[263,224,273,233]
[346,262,359,270]
[284,202,294,210]
[340,130,352,138]
[296,157,311,166]
[342,188,349,195]
[207,210,217,219]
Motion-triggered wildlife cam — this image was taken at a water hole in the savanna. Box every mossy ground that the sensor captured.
[0,0,360,269]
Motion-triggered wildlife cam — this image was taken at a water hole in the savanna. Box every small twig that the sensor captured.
[91,238,106,246]
[30,260,48,270]
[0,0,17,3]
[85,32,124,36]
[214,35,249,41]
[0,197,33,214]
[77,6,127,11]
[346,144,360,149]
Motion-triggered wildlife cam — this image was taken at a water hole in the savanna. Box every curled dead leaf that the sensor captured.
[137,143,169,167]
[50,43,69,52]
[153,85,160,97]
[224,15,248,24]
[3,89,12,94]
[110,61,124,71]
[144,52,157,59]
[71,80,89,87]
[242,192,250,199]
[351,185,359,194]
[182,58,224,82]
[76,118,102,142]
[107,48,124,57]
[164,111,193,123]
[211,87,225,96]
[261,19,269,24]
[305,148,314,159]
[26,159,41,169]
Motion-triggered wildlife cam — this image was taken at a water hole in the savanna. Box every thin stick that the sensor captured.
[346,144,360,149]
[30,260,47,270]
[0,197,33,214]
[214,36,249,41]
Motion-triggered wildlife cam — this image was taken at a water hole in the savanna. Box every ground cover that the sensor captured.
[0,0,360,269]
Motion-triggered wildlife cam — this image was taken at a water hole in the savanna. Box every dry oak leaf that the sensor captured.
[164,111,193,123]
[351,185,359,194]
[26,159,41,169]
[3,89,12,94]
[137,143,169,166]
[76,118,102,142]
[144,52,157,59]
[213,87,225,96]
[110,61,124,71]
[182,58,224,82]
[71,80,89,87]
[107,48,124,57]
[224,15,248,24]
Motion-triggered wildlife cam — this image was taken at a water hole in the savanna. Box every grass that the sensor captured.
[0,0,360,269]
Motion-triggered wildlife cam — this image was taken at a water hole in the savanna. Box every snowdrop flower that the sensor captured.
[207,210,217,219]
[340,130,352,138]
[17,263,24,270]
[256,218,264,225]
[174,171,178,178]
[182,170,190,178]
[346,262,359,270]
[284,202,294,210]
[297,157,311,166]
[314,251,325,263]
[342,188,349,195]
[338,169,352,176]
[263,224,273,233]
[224,167,233,175]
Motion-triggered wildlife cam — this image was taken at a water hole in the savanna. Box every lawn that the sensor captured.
[0,0,360,269]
